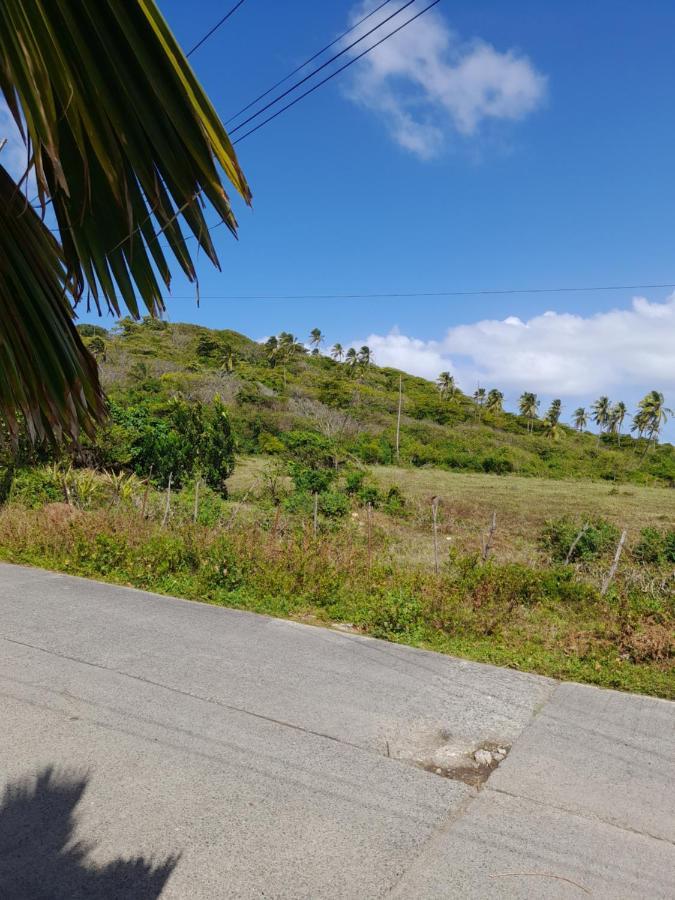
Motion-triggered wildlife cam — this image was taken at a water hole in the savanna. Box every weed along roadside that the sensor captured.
[0,459,672,700]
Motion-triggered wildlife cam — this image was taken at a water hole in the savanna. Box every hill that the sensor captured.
[78,317,674,487]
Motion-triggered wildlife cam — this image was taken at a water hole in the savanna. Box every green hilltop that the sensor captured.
[78,317,674,487]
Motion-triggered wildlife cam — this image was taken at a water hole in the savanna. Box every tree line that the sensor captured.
[434,374,670,448]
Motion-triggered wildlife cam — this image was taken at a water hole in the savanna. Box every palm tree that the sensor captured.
[632,391,672,455]
[518,392,539,433]
[485,389,504,413]
[309,328,323,356]
[543,416,561,441]
[218,343,235,376]
[0,1,250,444]
[473,387,486,420]
[436,372,456,399]
[608,401,627,445]
[358,346,373,370]
[546,399,562,425]
[264,336,279,367]
[592,396,611,443]
[330,343,344,362]
[573,407,588,432]
[345,347,359,374]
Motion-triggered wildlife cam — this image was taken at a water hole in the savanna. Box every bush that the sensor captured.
[541,517,620,562]
[343,470,365,495]
[634,527,675,565]
[367,590,424,637]
[318,490,350,519]
[357,484,381,508]
[383,485,406,516]
[481,453,514,475]
[288,464,334,494]
[9,467,63,508]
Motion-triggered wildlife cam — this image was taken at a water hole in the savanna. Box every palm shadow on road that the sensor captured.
[0,766,179,899]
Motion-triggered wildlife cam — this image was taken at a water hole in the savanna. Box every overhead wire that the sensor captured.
[225,0,395,124]
[186,0,247,57]
[229,0,418,136]
[150,283,675,302]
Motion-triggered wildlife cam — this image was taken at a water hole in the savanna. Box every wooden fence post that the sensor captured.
[161,472,173,528]
[565,522,589,564]
[431,496,440,574]
[482,511,497,562]
[601,529,627,596]
[193,476,200,524]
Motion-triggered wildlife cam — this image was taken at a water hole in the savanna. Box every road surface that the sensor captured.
[0,563,673,898]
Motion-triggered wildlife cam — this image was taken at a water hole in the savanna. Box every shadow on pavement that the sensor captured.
[0,766,179,899]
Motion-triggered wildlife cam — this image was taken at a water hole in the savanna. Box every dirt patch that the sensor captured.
[415,739,510,787]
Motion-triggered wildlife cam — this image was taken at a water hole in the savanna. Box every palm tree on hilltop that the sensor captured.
[608,401,627,445]
[345,347,359,374]
[485,388,504,413]
[330,343,344,362]
[573,407,588,432]
[358,346,373,370]
[519,392,539,433]
[309,328,323,356]
[436,372,456,399]
[592,396,611,443]
[546,399,562,425]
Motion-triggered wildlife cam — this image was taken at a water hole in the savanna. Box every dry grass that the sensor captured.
[228,457,675,569]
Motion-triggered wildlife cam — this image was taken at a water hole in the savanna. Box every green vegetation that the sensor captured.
[7,318,669,485]
[0,462,672,698]
[0,320,672,698]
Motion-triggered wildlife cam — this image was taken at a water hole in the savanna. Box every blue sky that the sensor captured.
[10,1,675,436]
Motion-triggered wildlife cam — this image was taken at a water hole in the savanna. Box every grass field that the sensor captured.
[228,456,675,568]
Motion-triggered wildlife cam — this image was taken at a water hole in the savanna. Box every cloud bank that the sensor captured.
[354,294,675,402]
[343,1,547,158]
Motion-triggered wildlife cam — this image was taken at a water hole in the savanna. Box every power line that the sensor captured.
[186,0,247,57]
[128,0,439,248]
[231,0,441,145]
[151,282,675,302]
[225,0,395,125]
[229,0,418,136]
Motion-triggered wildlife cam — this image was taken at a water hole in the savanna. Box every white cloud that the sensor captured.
[352,294,675,406]
[343,1,547,158]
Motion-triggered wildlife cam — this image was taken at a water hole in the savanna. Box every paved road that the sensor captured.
[0,563,673,898]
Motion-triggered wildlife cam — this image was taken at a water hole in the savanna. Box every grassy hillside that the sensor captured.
[78,318,674,486]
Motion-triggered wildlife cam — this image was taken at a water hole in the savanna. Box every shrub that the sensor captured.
[541,517,620,562]
[367,590,424,637]
[318,490,350,519]
[9,467,63,508]
[383,485,406,516]
[481,453,514,475]
[343,470,365,495]
[357,484,381,508]
[634,527,675,565]
[288,464,334,494]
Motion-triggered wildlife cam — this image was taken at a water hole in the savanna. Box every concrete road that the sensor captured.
[0,563,673,898]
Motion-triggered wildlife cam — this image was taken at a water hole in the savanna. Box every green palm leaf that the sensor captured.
[0,165,104,443]
[0,0,251,441]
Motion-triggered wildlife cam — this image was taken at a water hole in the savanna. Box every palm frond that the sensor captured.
[0,0,251,319]
[0,165,105,443]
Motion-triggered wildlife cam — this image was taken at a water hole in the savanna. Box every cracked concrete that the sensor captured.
[0,563,673,898]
